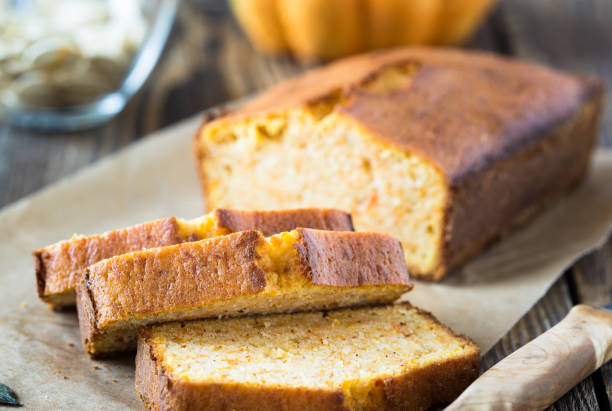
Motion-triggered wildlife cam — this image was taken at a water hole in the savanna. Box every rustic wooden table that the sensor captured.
[1,0,611,409]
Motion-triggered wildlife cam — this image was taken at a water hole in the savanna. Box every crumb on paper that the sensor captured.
[19,301,27,308]
[66,342,74,347]
[55,369,61,374]
[112,378,117,383]
[92,365,100,370]
[63,376,69,380]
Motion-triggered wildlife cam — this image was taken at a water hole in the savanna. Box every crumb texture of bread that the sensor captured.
[136,304,480,411]
[195,47,604,280]
[77,228,411,356]
[34,208,353,308]
[201,109,447,277]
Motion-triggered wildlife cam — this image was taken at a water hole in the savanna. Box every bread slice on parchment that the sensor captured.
[33,208,353,309]
[77,228,412,357]
[193,47,604,281]
[135,303,480,411]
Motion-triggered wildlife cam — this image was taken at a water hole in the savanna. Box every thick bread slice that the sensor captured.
[136,303,480,411]
[77,228,411,357]
[33,208,353,309]
[194,47,604,281]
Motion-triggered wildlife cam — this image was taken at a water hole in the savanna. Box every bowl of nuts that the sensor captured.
[0,0,178,131]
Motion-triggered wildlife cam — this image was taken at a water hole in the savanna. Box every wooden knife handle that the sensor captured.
[447,305,612,411]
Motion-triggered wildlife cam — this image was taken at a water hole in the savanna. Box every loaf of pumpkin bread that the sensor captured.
[33,208,352,309]
[194,47,604,280]
[77,228,411,357]
[136,303,480,411]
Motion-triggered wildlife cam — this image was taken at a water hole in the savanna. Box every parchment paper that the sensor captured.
[1,114,611,410]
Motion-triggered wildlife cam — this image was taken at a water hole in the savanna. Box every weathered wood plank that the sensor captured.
[603,365,612,408]
[572,240,612,307]
[571,240,612,407]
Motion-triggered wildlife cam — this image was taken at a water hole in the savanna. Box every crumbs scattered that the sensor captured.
[56,369,69,380]
[19,301,28,308]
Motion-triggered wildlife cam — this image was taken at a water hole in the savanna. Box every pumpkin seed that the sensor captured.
[0,382,21,406]
[0,0,146,109]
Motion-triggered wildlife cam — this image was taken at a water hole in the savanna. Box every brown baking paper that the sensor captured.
[1,114,612,409]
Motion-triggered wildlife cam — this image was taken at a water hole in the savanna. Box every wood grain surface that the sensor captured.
[1,0,611,409]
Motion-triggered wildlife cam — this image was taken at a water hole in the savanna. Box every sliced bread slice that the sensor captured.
[34,208,353,308]
[77,228,411,357]
[136,303,480,411]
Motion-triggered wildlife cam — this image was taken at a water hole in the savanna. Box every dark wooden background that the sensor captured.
[1,0,611,409]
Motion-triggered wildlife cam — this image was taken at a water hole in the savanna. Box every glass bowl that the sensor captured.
[0,0,178,131]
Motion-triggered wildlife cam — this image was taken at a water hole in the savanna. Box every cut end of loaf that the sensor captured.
[197,99,448,279]
[136,303,480,410]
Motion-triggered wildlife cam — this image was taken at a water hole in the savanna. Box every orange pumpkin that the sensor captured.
[230,0,497,60]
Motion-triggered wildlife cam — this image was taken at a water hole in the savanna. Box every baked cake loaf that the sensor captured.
[194,47,604,280]
[33,208,353,308]
[77,228,411,357]
[136,303,480,411]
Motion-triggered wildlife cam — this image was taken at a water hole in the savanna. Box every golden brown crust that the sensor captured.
[295,228,412,289]
[83,230,266,328]
[34,217,183,308]
[434,93,604,279]
[214,208,354,236]
[135,335,166,411]
[195,47,605,280]
[135,303,480,411]
[338,59,600,183]
[35,208,354,308]
[78,229,411,356]
[78,230,267,357]
[83,229,410,328]
[193,108,232,212]
[33,251,47,305]
[76,276,99,356]
[201,47,601,183]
